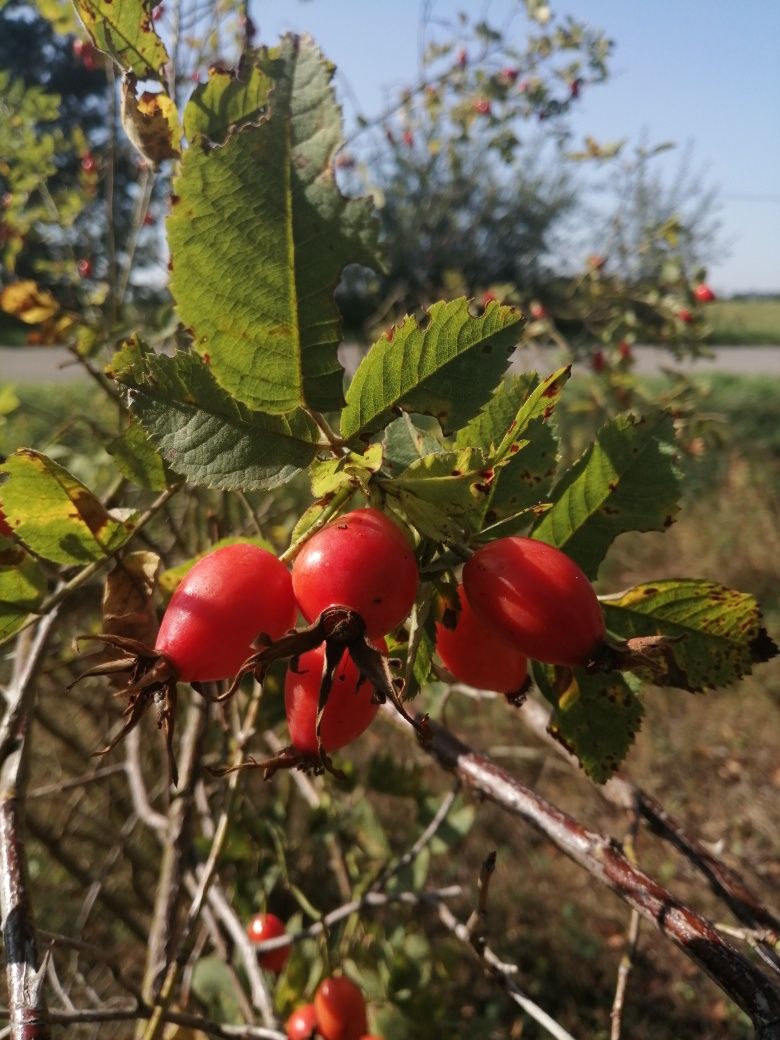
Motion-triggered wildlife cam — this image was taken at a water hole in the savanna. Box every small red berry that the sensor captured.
[463,537,607,668]
[570,77,582,99]
[590,349,606,373]
[151,3,164,20]
[246,912,290,974]
[81,153,97,174]
[529,301,547,320]
[292,509,418,639]
[77,258,92,278]
[693,283,716,303]
[678,308,693,324]
[436,584,527,695]
[314,976,368,1040]
[402,129,413,148]
[500,67,519,84]
[472,98,492,116]
[457,47,467,68]
[618,340,632,360]
[287,1004,318,1040]
[143,212,155,226]
[73,38,97,69]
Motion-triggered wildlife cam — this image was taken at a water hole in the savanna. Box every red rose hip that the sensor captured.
[287,1004,318,1039]
[314,976,368,1040]
[436,585,527,694]
[292,509,418,638]
[463,536,606,667]
[246,912,290,973]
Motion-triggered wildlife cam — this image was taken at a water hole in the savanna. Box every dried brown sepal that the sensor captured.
[504,674,532,708]
[585,634,685,682]
[208,745,346,782]
[69,633,181,786]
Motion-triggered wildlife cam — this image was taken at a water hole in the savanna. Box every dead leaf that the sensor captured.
[0,280,59,324]
[102,550,161,652]
[121,72,182,166]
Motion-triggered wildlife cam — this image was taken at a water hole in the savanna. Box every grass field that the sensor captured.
[705,296,780,344]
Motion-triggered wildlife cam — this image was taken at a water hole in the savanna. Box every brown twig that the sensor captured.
[417,714,780,1037]
[0,613,61,1040]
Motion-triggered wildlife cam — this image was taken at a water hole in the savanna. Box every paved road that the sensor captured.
[2,344,780,384]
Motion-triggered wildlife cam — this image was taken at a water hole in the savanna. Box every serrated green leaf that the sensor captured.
[73,0,169,78]
[190,956,242,1023]
[182,54,273,142]
[532,410,680,579]
[169,36,382,414]
[383,415,445,476]
[342,298,524,439]
[473,503,551,542]
[1,450,136,564]
[533,664,644,783]
[603,580,778,691]
[404,593,437,701]
[385,448,491,543]
[110,341,318,491]
[0,550,46,641]
[454,372,538,451]
[106,420,173,491]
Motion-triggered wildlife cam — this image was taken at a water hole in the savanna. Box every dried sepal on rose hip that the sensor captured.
[70,542,296,785]
[435,583,529,704]
[219,509,428,774]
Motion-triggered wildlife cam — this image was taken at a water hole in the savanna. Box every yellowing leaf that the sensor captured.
[121,74,181,166]
[73,0,169,79]
[0,280,59,324]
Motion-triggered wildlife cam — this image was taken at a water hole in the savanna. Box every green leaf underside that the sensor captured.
[383,415,445,476]
[110,340,318,491]
[106,421,173,491]
[169,36,382,415]
[1,450,135,565]
[603,580,778,691]
[386,448,491,543]
[341,298,525,439]
[0,552,46,640]
[533,663,644,783]
[73,0,169,78]
[533,410,680,579]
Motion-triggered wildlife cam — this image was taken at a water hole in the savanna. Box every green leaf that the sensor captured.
[532,410,680,579]
[169,37,382,414]
[309,444,383,498]
[403,593,437,701]
[533,663,644,783]
[418,794,476,855]
[0,550,46,641]
[73,0,169,79]
[385,448,492,543]
[341,298,524,439]
[454,372,538,451]
[106,421,173,491]
[383,415,445,476]
[603,580,778,691]
[1,450,136,564]
[110,341,318,491]
[190,956,243,1023]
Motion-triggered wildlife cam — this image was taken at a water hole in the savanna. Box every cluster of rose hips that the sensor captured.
[247,913,379,1039]
[73,504,616,784]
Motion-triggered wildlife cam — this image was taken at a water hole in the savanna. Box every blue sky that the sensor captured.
[252,0,779,294]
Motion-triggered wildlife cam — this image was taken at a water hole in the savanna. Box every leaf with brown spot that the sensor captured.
[74,0,169,79]
[602,580,779,690]
[0,450,137,564]
[120,74,181,166]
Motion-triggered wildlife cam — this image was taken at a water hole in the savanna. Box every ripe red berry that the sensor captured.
[292,509,418,639]
[570,77,582,99]
[73,38,97,69]
[463,537,606,668]
[314,976,368,1040]
[81,153,97,174]
[143,212,155,226]
[158,543,297,681]
[693,283,716,303]
[246,912,290,974]
[590,349,606,373]
[287,1004,318,1040]
[500,67,519,84]
[472,98,492,116]
[77,258,92,278]
[457,47,467,68]
[677,308,693,324]
[617,340,632,360]
[436,585,527,694]
[529,302,547,320]
[402,129,413,148]
[285,640,385,754]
